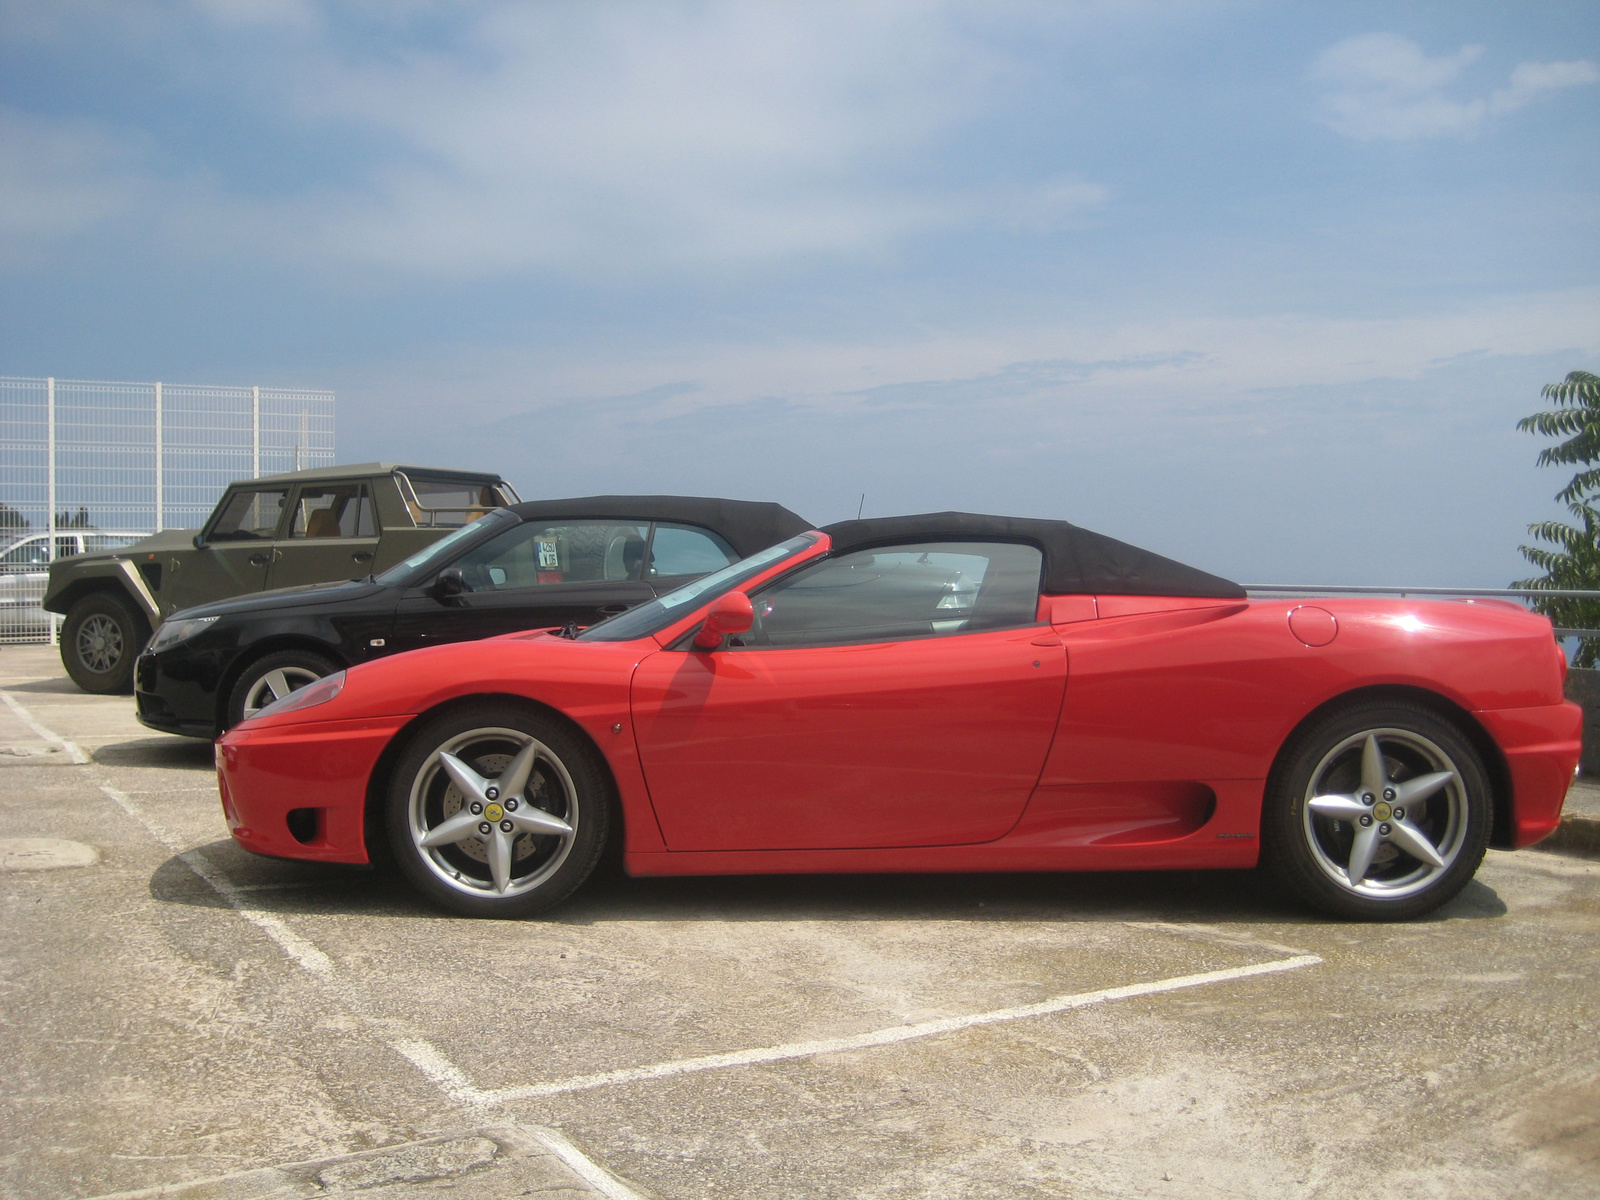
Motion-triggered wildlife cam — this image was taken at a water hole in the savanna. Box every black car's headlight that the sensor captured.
[147,615,220,653]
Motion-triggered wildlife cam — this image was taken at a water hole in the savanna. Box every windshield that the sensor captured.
[577,533,819,642]
[374,508,517,586]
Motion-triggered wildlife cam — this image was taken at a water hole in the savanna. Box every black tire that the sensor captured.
[563,523,613,580]
[1261,699,1492,921]
[61,591,147,694]
[226,649,340,730]
[385,702,611,918]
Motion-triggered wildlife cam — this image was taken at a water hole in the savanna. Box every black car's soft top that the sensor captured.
[508,496,812,559]
[821,512,1245,599]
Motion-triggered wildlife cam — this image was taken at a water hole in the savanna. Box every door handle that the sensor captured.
[352,551,374,562]
[599,603,631,614]
[248,552,270,566]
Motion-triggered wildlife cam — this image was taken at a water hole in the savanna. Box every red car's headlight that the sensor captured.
[248,670,346,723]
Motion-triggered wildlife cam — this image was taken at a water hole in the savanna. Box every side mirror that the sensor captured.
[693,591,754,650]
[192,534,207,549]
[431,567,467,599]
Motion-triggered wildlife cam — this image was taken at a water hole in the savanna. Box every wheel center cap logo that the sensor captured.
[1374,802,1392,821]
[484,803,504,822]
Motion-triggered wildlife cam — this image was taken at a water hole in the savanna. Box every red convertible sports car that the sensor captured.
[216,513,1581,921]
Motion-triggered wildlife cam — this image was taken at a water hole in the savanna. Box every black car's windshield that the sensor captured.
[576,533,818,642]
[374,508,517,586]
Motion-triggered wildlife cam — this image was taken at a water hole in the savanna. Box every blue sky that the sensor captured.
[2,1,1597,585]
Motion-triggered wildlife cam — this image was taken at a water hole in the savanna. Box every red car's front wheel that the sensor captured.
[386,703,611,918]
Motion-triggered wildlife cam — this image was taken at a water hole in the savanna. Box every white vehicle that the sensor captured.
[0,531,147,639]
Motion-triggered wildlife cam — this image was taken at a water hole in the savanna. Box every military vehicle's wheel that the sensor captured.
[62,592,147,694]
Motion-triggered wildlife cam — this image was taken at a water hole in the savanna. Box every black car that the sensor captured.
[135,495,811,738]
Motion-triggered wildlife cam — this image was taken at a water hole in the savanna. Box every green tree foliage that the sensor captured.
[55,506,93,529]
[0,503,28,533]
[1515,370,1600,665]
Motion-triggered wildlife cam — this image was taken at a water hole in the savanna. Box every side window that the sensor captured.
[451,521,650,591]
[290,484,376,539]
[648,524,737,579]
[84,534,140,553]
[740,541,1043,649]
[207,489,290,541]
[398,474,515,527]
[0,537,50,567]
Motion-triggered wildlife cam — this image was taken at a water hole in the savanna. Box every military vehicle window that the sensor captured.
[453,521,651,591]
[0,537,51,567]
[648,524,737,579]
[740,541,1043,649]
[398,474,514,527]
[84,534,140,552]
[208,489,290,541]
[290,484,376,538]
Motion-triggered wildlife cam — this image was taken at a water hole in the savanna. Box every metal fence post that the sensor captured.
[46,377,57,646]
[252,385,260,478]
[153,380,163,531]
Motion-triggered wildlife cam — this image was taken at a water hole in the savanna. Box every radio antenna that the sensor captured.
[856,493,865,520]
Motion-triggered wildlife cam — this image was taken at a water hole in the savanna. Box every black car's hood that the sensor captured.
[178,578,389,620]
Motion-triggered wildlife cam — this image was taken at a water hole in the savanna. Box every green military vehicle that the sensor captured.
[43,463,519,694]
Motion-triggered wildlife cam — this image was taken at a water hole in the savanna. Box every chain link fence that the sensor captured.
[1,377,334,642]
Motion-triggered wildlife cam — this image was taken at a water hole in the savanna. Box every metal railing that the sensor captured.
[1244,584,1600,640]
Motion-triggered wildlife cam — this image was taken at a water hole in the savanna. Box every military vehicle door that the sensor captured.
[267,481,382,590]
[164,486,290,614]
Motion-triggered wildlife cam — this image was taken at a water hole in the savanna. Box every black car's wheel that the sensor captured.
[1261,699,1492,921]
[226,649,340,729]
[61,591,147,694]
[385,703,611,918]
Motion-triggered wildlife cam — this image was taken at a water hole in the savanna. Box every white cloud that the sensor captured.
[344,284,1600,438]
[0,108,155,247]
[0,2,1114,279]
[187,0,321,29]
[1491,59,1600,115]
[988,176,1110,234]
[1314,33,1596,141]
[263,2,1016,275]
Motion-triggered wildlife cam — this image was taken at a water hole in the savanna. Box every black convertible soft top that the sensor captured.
[508,496,812,559]
[821,512,1245,599]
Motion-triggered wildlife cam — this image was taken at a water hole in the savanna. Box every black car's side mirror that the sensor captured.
[192,534,208,549]
[431,567,467,599]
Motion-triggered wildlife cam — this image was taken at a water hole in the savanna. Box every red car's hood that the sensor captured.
[237,631,652,731]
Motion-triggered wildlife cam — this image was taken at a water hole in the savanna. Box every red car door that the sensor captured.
[630,541,1066,851]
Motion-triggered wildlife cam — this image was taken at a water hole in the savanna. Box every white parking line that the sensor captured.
[6,687,644,1198]
[393,954,1322,1107]
[0,688,335,975]
[528,1125,651,1200]
[0,689,89,762]
[98,782,335,975]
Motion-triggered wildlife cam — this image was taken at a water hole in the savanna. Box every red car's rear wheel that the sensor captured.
[1262,700,1492,921]
[386,703,611,918]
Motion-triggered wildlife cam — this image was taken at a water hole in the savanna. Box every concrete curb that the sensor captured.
[1532,815,1600,861]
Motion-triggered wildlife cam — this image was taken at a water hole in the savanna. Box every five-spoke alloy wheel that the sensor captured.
[386,704,610,918]
[1262,700,1492,920]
